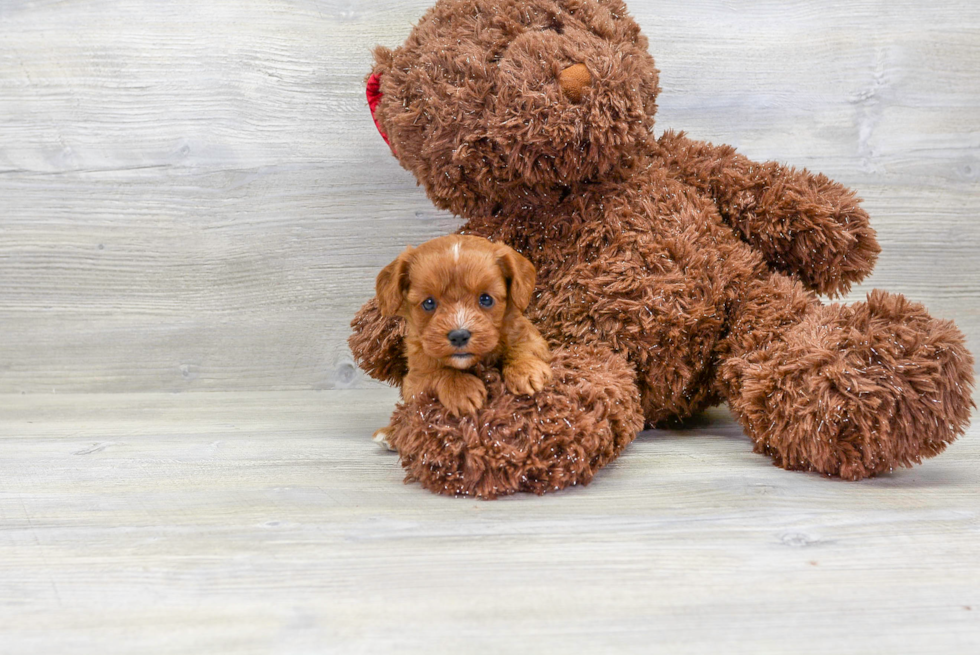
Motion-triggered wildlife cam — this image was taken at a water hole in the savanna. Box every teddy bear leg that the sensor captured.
[719,276,975,480]
[385,344,644,499]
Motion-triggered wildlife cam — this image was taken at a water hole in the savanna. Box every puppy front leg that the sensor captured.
[435,370,487,418]
[403,369,486,418]
[504,357,552,396]
[502,316,553,396]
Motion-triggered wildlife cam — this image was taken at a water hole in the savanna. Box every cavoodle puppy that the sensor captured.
[373,235,552,440]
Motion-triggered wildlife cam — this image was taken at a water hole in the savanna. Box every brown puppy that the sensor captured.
[375,235,552,429]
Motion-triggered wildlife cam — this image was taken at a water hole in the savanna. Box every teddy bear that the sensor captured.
[349,0,975,498]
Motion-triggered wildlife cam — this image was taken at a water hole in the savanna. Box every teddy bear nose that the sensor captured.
[558,63,592,102]
[448,329,471,348]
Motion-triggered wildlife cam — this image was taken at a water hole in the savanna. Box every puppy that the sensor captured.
[373,235,552,442]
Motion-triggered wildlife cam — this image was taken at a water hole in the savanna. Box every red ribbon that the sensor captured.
[367,73,395,154]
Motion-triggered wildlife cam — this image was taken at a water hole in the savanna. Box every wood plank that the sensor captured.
[0,390,977,653]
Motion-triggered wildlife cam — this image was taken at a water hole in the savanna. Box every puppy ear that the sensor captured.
[376,247,413,317]
[496,244,537,312]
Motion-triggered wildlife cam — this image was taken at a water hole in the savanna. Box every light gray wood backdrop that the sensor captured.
[1,0,978,393]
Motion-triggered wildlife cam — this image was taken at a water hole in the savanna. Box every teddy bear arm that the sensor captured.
[348,297,408,385]
[657,130,881,297]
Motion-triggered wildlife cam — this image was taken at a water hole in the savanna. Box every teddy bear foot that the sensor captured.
[727,290,975,480]
[385,345,644,499]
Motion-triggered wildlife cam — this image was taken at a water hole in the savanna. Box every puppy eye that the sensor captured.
[421,297,437,311]
[479,294,495,308]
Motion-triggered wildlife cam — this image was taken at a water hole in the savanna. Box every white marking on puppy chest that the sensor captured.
[451,241,461,263]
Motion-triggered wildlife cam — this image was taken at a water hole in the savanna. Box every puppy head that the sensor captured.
[375,235,536,370]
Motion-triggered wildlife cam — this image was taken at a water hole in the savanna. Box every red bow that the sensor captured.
[367,73,395,154]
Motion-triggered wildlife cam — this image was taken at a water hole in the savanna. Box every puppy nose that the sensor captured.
[558,63,591,102]
[447,329,471,348]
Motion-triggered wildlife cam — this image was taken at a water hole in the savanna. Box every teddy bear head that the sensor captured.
[368,0,660,216]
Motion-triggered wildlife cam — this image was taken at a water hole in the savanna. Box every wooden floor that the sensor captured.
[0,391,977,654]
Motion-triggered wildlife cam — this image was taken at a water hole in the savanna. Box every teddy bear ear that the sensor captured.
[496,245,537,312]
[366,47,396,154]
[375,246,413,317]
[371,45,394,73]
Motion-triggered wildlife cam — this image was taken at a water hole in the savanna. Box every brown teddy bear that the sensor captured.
[350,0,975,498]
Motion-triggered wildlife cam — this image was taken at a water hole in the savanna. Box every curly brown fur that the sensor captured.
[388,344,643,498]
[722,288,976,479]
[350,299,407,385]
[655,130,881,298]
[350,0,975,497]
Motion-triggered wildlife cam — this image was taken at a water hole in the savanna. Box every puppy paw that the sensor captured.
[504,357,553,396]
[438,373,487,417]
[372,426,397,451]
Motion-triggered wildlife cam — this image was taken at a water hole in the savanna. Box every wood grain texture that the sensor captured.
[0,390,977,653]
[1,0,979,392]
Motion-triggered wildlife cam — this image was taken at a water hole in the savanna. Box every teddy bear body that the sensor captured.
[350,0,974,497]
[463,151,742,425]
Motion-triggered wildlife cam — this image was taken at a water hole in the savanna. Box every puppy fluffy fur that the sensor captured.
[376,235,552,418]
